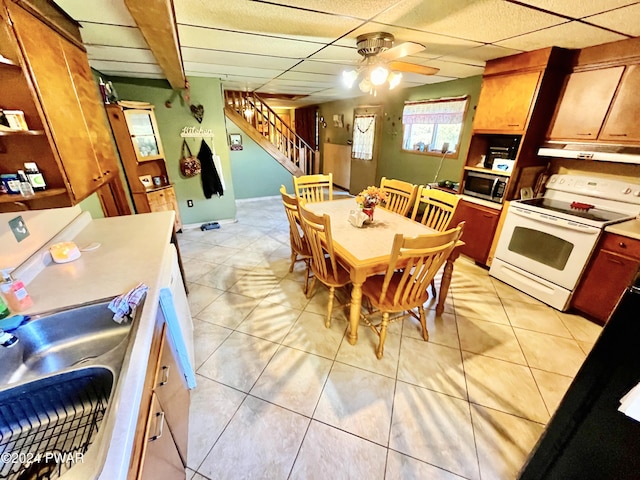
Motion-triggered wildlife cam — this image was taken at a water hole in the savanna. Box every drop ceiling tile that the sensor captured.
[306,45,360,62]
[175,0,362,42]
[86,45,157,64]
[496,20,628,51]
[178,26,324,57]
[291,60,356,75]
[400,73,457,84]
[278,71,336,82]
[183,62,285,79]
[514,0,639,19]
[438,44,524,64]
[55,0,137,26]
[108,72,166,80]
[260,0,399,19]
[374,0,567,43]
[585,3,640,36]
[77,24,149,49]
[260,78,338,89]
[181,48,301,70]
[221,80,267,91]
[90,60,163,74]
[422,60,485,78]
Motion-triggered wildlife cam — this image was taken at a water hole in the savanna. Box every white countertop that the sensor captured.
[15,210,177,479]
[605,218,640,241]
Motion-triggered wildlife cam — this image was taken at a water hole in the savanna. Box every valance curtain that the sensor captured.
[352,114,376,160]
[402,97,468,125]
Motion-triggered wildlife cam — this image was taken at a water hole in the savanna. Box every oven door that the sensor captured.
[492,205,601,290]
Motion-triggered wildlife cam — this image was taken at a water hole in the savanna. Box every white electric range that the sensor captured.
[490,174,640,310]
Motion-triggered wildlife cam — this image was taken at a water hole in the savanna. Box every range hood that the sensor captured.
[538,141,640,164]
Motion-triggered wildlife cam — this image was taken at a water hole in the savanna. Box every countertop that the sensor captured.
[605,218,640,241]
[17,210,177,479]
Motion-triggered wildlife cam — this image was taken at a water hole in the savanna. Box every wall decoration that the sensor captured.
[333,114,344,128]
[138,174,153,190]
[229,133,243,151]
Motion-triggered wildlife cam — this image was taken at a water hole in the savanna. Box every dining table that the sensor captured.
[306,198,463,345]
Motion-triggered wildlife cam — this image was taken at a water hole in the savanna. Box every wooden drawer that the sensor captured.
[600,233,640,259]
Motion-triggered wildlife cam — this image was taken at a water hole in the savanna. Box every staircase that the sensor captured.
[224,91,317,176]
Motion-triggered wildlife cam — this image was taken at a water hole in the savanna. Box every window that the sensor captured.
[351,114,377,160]
[401,96,468,155]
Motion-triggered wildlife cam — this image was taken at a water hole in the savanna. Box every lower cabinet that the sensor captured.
[451,199,501,266]
[135,186,183,233]
[131,320,190,479]
[572,233,640,324]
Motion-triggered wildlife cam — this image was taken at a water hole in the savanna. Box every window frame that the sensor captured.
[400,96,469,158]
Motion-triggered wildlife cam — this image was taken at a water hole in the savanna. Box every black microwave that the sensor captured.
[463,170,508,203]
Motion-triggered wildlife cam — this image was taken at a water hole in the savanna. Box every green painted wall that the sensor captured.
[225,118,295,199]
[109,76,237,224]
[317,75,483,187]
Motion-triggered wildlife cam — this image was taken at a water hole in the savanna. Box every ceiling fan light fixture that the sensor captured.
[358,77,372,93]
[370,66,389,86]
[342,69,358,89]
[388,71,402,89]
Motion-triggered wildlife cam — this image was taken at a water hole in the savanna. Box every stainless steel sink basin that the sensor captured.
[0,299,132,386]
[0,296,145,480]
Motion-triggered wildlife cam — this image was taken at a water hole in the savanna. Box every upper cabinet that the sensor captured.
[472,70,541,133]
[547,37,640,145]
[0,0,127,213]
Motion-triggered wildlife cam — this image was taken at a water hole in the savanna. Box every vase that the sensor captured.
[363,206,375,223]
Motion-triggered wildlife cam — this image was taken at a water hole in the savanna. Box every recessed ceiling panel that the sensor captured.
[306,45,359,62]
[496,21,628,51]
[178,25,324,58]
[261,0,399,19]
[515,0,639,19]
[76,24,149,49]
[183,62,285,79]
[439,45,524,64]
[86,45,157,64]
[278,71,336,82]
[175,0,362,42]
[585,3,640,36]
[375,0,566,43]
[181,48,301,70]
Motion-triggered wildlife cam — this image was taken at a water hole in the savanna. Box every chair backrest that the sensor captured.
[379,177,418,216]
[373,223,464,308]
[293,173,333,203]
[411,186,461,232]
[297,202,341,284]
[280,185,306,255]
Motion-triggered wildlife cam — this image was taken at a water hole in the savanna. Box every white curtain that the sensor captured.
[402,97,468,125]
[352,114,376,160]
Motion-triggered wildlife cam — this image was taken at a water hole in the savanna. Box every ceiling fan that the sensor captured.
[343,32,439,95]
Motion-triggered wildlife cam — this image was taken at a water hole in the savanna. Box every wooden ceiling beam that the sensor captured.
[123,0,185,90]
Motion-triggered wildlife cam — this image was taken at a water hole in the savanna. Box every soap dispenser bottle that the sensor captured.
[1,270,32,312]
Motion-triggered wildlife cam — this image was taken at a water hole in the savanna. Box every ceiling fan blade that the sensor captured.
[378,41,425,61]
[388,61,440,76]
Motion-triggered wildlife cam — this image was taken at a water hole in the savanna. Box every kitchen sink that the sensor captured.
[0,296,145,480]
[0,299,133,386]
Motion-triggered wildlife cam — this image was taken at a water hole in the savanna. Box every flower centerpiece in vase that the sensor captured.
[356,186,387,223]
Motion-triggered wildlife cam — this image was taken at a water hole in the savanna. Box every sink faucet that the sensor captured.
[0,328,19,347]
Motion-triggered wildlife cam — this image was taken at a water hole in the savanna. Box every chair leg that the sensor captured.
[326,286,335,328]
[376,312,390,359]
[418,305,429,341]
[430,278,436,296]
[306,276,317,299]
[302,259,311,295]
[289,251,297,273]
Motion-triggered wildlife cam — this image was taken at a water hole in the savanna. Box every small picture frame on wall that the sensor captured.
[139,174,153,190]
[229,133,243,151]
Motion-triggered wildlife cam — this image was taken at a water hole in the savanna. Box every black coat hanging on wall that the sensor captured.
[197,139,224,198]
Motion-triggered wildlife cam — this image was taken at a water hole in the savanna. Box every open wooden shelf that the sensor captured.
[0,187,67,204]
[0,129,45,136]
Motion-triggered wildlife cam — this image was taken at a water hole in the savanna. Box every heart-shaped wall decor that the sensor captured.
[190,104,204,123]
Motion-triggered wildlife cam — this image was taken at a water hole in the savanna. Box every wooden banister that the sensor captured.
[224,90,316,175]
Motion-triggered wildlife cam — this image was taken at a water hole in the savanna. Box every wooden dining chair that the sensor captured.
[361,223,464,359]
[293,173,333,203]
[411,186,461,294]
[298,201,351,328]
[280,185,312,294]
[379,177,418,217]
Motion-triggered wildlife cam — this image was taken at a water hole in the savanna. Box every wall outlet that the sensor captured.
[9,215,29,242]
[187,200,193,207]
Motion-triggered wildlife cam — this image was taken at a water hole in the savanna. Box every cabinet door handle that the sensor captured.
[159,365,170,386]
[576,133,593,136]
[619,242,627,249]
[149,411,165,441]
[103,170,111,175]
[608,133,628,137]
[93,176,102,181]
[607,257,624,265]
[507,124,520,127]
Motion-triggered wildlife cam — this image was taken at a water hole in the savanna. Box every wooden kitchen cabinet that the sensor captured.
[599,65,640,142]
[0,1,127,212]
[472,70,541,132]
[451,199,501,265]
[547,67,624,141]
[133,321,190,480]
[106,103,182,232]
[572,233,640,324]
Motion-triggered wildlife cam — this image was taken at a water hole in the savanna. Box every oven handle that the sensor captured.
[510,207,601,234]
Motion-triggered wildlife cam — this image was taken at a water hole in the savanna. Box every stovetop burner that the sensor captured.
[517,197,632,224]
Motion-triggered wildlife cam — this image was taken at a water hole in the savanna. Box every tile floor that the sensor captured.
[177,195,602,480]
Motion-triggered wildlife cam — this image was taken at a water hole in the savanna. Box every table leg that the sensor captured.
[436,250,460,316]
[348,282,362,345]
